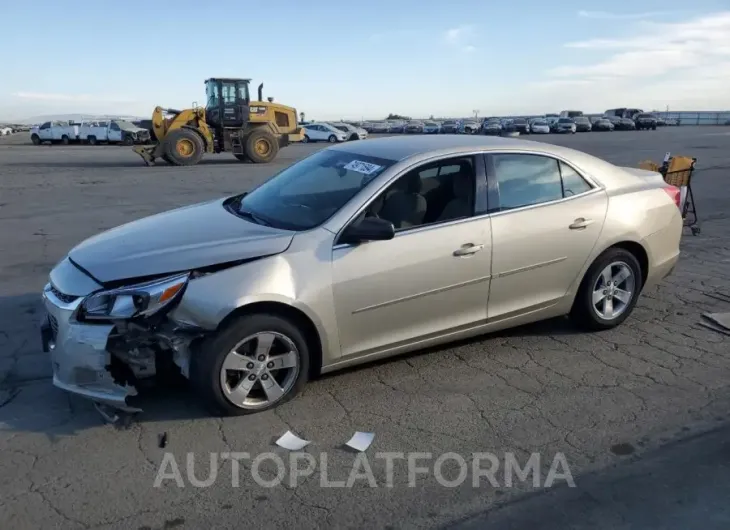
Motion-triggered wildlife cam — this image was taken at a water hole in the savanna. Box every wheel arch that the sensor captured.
[608,240,649,288]
[215,301,323,378]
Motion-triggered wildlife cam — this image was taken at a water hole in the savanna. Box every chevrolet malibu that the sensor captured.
[41,136,682,415]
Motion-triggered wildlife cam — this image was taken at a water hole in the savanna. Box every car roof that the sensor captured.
[327,135,640,190]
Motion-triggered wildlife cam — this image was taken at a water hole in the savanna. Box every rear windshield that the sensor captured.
[558,118,573,123]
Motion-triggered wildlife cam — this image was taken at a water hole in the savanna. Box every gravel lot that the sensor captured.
[1,127,729,529]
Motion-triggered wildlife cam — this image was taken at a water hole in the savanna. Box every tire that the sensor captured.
[31,134,40,145]
[190,313,310,416]
[61,135,69,145]
[88,136,97,146]
[161,154,172,164]
[652,124,657,131]
[328,134,337,143]
[570,247,643,331]
[163,128,204,166]
[302,135,309,143]
[122,134,134,146]
[244,128,279,163]
[350,133,358,141]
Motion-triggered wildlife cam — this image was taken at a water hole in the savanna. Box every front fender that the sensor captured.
[168,230,341,364]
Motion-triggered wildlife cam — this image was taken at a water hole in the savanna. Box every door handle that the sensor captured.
[569,218,594,230]
[453,243,484,256]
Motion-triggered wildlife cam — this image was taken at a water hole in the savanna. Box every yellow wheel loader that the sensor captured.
[133,78,304,166]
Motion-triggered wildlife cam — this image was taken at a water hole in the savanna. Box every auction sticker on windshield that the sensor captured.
[344,160,383,175]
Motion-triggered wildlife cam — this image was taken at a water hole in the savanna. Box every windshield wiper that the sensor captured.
[238,208,271,227]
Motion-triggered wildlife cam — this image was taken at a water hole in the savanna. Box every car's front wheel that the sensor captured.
[571,248,642,331]
[191,313,310,416]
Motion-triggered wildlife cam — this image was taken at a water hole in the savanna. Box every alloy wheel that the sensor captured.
[219,332,300,410]
[592,261,635,320]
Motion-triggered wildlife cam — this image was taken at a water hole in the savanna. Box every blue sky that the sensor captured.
[1,0,729,120]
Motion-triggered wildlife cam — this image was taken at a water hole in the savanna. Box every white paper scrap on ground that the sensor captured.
[275,431,311,451]
[345,431,375,452]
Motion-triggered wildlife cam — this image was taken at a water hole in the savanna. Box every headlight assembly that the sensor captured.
[80,273,189,320]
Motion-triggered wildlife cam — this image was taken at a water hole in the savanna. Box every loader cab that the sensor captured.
[204,77,251,130]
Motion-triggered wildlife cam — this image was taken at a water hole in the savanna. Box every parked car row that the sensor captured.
[343,110,667,138]
[299,122,368,143]
[29,120,152,145]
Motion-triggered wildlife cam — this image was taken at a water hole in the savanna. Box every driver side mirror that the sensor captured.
[339,217,395,245]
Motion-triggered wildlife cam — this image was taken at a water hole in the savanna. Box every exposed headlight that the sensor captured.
[80,273,189,320]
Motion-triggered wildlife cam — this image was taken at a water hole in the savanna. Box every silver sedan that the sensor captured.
[41,136,683,415]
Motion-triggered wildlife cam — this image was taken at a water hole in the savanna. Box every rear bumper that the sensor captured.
[642,214,683,290]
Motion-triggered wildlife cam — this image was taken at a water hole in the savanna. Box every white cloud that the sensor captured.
[577,10,679,20]
[443,25,477,53]
[530,11,730,111]
[12,92,135,103]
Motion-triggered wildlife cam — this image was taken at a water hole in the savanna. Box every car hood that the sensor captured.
[69,198,295,283]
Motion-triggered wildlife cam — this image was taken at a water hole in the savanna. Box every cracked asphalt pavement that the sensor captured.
[1,128,729,529]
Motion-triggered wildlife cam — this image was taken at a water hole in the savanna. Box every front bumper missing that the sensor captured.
[42,289,141,412]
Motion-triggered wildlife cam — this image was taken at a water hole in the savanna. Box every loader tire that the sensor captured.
[244,129,279,164]
[163,128,204,166]
[234,154,249,162]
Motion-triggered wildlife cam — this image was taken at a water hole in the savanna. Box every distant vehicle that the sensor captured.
[0,126,12,136]
[589,116,602,125]
[530,119,550,134]
[461,121,480,134]
[511,118,530,135]
[440,120,459,134]
[592,118,615,131]
[482,118,502,136]
[368,122,390,134]
[623,108,643,119]
[634,114,658,131]
[30,121,80,145]
[615,118,637,131]
[330,122,368,141]
[559,110,584,119]
[655,117,667,126]
[573,116,592,132]
[405,121,425,134]
[301,122,348,143]
[79,120,151,145]
[664,118,678,126]
[423,121,440,134]
[387,122,406,134]
[552,118,577,134]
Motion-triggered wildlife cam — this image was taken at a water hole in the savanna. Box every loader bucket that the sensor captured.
[132,144,164,166]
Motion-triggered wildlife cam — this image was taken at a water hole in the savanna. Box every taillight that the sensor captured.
[663,185,681,209]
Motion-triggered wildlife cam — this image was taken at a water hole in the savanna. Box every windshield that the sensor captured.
[533,120,547,126]
[239,149,397,231]
[115,120,137,130]
[574,117,589,123]
[513,118,526,124]
[558,118,573,124]
[443,121,455,125]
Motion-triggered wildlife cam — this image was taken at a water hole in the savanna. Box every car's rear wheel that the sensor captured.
[191,314,310,416]
[571,248,642,331]
[328,134,337,143]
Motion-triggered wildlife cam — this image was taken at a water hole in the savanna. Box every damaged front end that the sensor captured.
[42,266,207,412]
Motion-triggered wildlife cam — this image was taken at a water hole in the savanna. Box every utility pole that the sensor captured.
[473,109,479,119]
